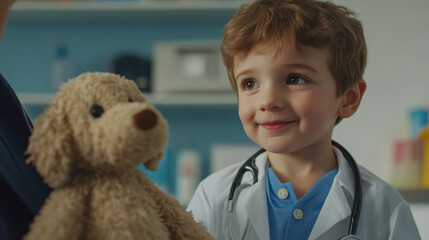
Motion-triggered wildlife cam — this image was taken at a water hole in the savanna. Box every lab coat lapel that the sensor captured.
[308,147,354,240]
[242,152,270,240]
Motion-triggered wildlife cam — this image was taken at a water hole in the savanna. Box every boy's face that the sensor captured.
[233,39,343,154]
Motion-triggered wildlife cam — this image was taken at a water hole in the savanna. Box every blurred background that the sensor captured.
[1,0,428,237]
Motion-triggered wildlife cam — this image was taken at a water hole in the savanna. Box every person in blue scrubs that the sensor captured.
[0,1,51,239]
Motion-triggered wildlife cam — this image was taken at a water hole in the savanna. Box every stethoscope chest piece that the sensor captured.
[339,235,361,240]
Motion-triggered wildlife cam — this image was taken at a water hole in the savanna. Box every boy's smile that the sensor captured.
[234,38,343,158]
[260,120,296,131]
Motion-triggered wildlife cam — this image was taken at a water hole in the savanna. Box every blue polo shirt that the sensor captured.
[265,162,338,240]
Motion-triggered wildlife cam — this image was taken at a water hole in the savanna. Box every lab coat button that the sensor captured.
[293,208,304,220]
[277,188,289,199]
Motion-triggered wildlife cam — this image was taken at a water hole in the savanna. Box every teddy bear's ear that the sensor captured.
[26,104,74,188]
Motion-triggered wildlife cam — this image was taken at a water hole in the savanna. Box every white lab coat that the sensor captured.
[187,146,421,240]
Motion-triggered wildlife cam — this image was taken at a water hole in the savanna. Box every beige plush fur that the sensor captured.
[24,72,213,240]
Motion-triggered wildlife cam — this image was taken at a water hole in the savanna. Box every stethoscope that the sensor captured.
[226,140,362,240]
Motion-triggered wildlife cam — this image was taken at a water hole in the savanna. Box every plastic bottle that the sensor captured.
[52,42,73,91]
[391,139,422,189]
[176,144,202,206]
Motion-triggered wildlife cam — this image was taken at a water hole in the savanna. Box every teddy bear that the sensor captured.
[24,72,213,240]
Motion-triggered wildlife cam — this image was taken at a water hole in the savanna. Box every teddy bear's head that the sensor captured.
[27,72,168,188]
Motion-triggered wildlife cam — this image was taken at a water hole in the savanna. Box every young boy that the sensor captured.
[187,0,421,239]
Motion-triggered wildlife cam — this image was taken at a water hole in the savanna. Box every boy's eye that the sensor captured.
[241,79,259,90]
[286,75,308,85]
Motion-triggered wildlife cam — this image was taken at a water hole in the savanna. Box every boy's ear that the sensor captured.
[338,80,366,119]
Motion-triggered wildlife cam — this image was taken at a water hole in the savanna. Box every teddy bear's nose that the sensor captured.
[134,109,158,130]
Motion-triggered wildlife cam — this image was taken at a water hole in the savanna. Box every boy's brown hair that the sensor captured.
[221,0,367,96]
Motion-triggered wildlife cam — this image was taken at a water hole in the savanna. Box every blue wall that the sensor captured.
[0,14,253,194]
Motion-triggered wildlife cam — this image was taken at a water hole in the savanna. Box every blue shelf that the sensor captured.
[17,92,237,106]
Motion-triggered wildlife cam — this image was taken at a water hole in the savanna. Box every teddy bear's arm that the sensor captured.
[24,186,88,240]
[139,175,214,240]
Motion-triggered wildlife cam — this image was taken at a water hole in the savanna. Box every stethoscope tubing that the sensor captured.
[227,140,362,240]
[331,141,362,236]
[228,148,264,201]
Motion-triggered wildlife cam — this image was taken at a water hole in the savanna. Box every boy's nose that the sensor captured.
[259,87,284,112]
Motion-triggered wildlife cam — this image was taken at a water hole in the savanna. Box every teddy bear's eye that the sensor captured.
[128,98,133,102]
[90,105,104,118]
